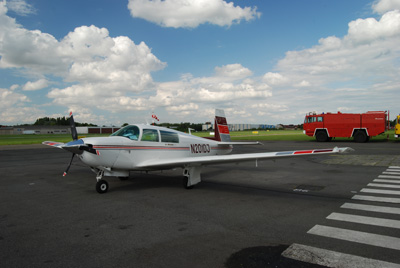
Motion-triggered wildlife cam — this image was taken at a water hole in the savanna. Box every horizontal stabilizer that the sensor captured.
[42,140,99,155]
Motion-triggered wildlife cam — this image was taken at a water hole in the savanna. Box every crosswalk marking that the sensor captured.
[379,175,400,179]
[384,172,400,175]
[282,243,400,268]
[283,166,400,267]
[341,203,400,215]
[327,212,400,229]
[374,179,400,184]
[308,225,400,250]
[361,188,400,195]
[352,195,400,203]
[368,183,400,189]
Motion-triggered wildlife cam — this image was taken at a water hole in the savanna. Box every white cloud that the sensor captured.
[1,0,400,125]
[0,2,167,123]
[262,72,289,86]
[6,0,36,16]
[372,0,400,14]
[127,0,261,28]
[0,85,45,124]
[1,86,29,107]
[214,63,253,79]
[275,10,400,85]
[22,79,49,91]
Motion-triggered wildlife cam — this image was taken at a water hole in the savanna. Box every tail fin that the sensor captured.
[214,109,231,142]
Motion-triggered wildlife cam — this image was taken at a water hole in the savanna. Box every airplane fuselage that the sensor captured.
[77,124,232,173]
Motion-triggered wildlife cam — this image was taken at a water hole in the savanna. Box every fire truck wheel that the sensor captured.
[354,131,368,143]
[315,131,329,142]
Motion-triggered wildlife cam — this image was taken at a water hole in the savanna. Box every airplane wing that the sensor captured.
[137,147,353,170]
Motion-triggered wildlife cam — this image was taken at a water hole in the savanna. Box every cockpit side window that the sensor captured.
[141,129,159,142]
[160,130,179,143]
[111,125,139,140]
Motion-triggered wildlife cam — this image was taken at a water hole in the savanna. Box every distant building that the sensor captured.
[0,126,121,135]
[201,123,277,131]
[0,126,70,135]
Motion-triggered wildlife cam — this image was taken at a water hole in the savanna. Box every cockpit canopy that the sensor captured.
[111,125,179,143]
[111,125,140,140]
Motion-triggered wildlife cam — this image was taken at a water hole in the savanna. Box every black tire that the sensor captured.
[354,131,368,143]
[96,180,109,194]
[315,131,329,142]
[183,177,194,189]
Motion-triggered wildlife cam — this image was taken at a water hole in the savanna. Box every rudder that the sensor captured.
[214,109,231,142]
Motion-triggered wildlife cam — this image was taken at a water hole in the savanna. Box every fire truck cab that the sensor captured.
[303,111,388,143]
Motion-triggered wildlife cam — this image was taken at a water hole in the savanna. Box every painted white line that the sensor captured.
[389,166,400,169]
[327,212,400,229]
[361,188,400,195]
[368,183,400,189]
[341,203,400,215]
[308,225,400,250]
[374,179,400,184]
[352,195,400,204]
[379,175,400,179]
[384,171,400,175]
[282,243,400,268]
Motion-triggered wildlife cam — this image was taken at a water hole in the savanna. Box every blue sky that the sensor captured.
[1,0,399,126]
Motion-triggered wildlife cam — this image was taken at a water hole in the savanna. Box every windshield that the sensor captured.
[111,125,140,140]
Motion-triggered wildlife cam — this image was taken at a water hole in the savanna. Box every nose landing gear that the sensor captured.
[95,170,108,194]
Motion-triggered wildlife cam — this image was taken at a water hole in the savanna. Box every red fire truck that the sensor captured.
[303,111,389,142]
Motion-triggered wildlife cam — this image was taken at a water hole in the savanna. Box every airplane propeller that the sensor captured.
[63,113,100,176]
[69,111,78,141]
[63,153,75,176]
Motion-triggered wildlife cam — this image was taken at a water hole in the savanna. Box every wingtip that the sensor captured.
[334,147,354,153]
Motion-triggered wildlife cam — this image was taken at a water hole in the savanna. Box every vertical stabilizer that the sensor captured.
[214,109,231,142]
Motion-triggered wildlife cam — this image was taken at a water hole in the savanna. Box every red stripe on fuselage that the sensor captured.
[93,146,189,150]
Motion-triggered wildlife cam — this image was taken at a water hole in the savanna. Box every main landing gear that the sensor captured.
[92,166,203,193]
[183,165,202,189]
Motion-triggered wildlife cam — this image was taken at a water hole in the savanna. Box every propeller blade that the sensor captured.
[69,112,78,141]
[63,153,75,176]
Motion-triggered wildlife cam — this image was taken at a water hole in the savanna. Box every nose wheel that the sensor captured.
[96,179,109,194]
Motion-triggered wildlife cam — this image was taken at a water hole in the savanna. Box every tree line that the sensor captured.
[32,117,204,131]
[33,117,97,127]
[158,122,204,133]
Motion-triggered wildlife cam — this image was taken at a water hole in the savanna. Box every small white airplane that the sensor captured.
[43,110,352,194]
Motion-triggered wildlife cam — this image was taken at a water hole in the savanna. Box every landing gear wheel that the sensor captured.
[96,180,109,194]
[183,177,194,190]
